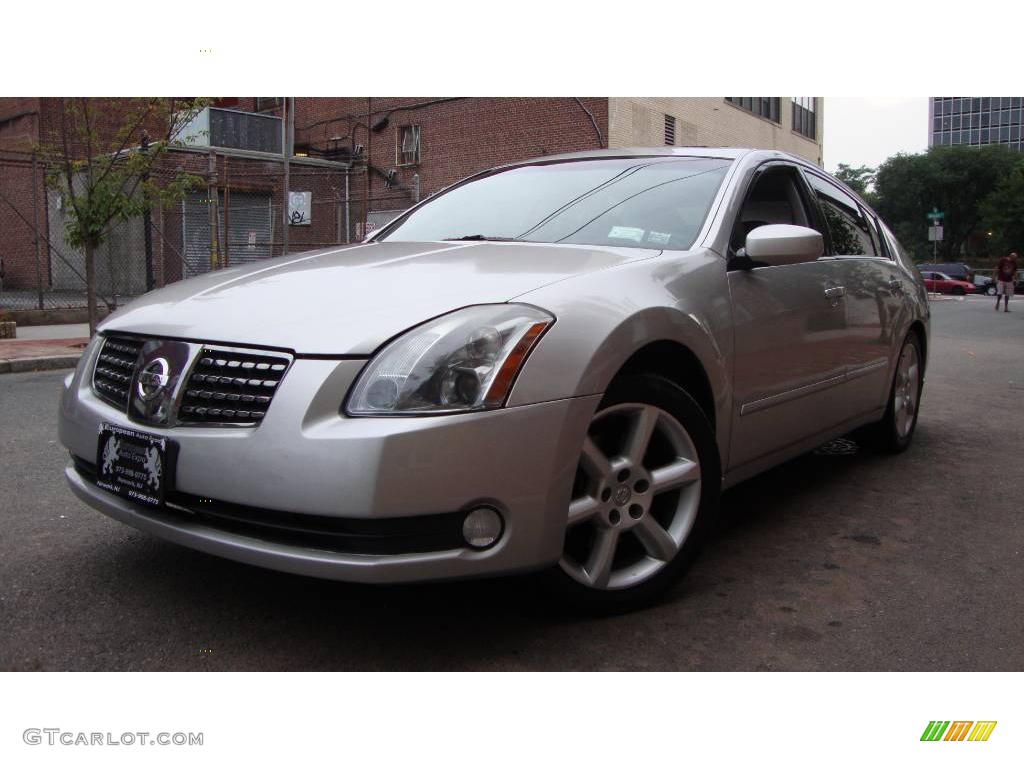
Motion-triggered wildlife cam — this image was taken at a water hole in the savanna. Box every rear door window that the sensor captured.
[804,173,878,257]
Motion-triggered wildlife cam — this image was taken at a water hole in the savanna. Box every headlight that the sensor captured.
[346,304,553,416]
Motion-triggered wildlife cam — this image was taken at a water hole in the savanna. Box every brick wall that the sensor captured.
[0,151,50,290]
[1,97,610,295]
[292,97,608,223]
[0,100,46,290]
[608,97,824,165]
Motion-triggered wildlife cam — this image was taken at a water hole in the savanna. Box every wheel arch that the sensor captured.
[613,340,717,434]
[907,319,928,372]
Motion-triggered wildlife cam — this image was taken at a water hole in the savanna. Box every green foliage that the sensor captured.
[36,97,210,331]
[834,163,875,201]
[38,97,209,251]
[820,204,865,255]
[872,144,1023,261]
[979,164,1024,256]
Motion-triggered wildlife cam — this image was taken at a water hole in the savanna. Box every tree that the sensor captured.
[834,163,875,200]
[979,163,1024,257]
[38,98,207,333]
[873,145,1022,263]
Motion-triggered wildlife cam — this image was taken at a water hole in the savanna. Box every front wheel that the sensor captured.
[543,374,720,613]
[986,285,997,296]
[953,286,966,296]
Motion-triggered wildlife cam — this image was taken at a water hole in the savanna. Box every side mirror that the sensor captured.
[744,224,824,267]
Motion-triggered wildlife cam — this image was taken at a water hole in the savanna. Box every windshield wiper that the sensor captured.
[443,234,520,242]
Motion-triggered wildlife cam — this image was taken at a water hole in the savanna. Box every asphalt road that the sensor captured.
[1,296,1021,671]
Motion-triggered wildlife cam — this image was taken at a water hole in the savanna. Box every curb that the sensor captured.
[0,355,82,375]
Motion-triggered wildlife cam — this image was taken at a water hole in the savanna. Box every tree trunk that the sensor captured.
[84,241,99,335]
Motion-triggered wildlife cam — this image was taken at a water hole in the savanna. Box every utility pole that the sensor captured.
[207,149,219,271]
[282,97,291,256]
[364,97,371,240]
[222,155,230,268]
[140,132,154,290]
[31,150,44,309]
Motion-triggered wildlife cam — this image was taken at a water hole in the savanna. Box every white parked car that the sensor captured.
[59,148,929,611]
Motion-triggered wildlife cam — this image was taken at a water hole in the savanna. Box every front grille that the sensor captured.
[92,335,144,409]
[178,347,291,425]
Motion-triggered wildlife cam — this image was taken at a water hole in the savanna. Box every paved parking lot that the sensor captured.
[1,297,1021,671]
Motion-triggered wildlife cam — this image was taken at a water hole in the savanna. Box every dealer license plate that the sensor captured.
[95,423,174,507]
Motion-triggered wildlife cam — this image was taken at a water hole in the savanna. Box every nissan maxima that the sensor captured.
[59,148,929,611]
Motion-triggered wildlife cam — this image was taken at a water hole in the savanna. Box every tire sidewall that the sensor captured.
[882,333,924,452]
[542,374,721,613]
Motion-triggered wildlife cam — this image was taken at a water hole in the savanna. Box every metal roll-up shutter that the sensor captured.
[183,191,272,277]
[225,192,272,267]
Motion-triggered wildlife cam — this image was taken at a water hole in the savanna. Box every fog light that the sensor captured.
[462,506,503,549]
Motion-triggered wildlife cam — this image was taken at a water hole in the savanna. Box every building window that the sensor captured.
[792,97,817,140]
[664,114,676,145]
[397,125,421,166]
[254,97,282,112]
[726,97,780,123]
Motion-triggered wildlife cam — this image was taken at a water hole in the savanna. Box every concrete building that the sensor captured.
[929,97,1024,150]
[608,97,823,165]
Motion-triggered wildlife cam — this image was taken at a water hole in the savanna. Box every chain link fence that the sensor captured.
[0,149,416,315]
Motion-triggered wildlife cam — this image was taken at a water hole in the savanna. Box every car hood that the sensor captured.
[99,240,660,354]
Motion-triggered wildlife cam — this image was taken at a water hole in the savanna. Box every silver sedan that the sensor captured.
[58,148,928,611]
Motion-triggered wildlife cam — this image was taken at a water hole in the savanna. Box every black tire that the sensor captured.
[859,332,924,454]
[953,286,966,296]
[986,285,997,296]
[539,374,721,614]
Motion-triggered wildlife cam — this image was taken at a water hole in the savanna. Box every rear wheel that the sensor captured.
[986,285,997,296]
[861,333,923,453]
[545,374,720,613]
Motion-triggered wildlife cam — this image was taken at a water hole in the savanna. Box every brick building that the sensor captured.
[288,96,822,236]
[0,99,49,294]
[0,96,823,310]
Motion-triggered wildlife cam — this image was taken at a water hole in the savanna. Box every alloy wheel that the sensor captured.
[893,341,920,439]
[559,403,702,591]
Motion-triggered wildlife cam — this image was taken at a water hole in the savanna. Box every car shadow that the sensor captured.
[76,431,918,670]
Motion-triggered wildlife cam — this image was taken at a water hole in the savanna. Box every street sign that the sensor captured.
[927,208,944,222]
[928,226,944,241]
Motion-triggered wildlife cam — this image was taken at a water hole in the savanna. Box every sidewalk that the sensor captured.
[0,325,90,374]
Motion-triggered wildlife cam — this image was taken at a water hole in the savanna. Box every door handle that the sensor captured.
[824,286,846,299]
[888,278,903,294]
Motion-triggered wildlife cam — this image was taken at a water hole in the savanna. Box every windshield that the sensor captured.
[374,156,732,251]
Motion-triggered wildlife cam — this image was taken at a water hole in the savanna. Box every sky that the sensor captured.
[823,97,929,173]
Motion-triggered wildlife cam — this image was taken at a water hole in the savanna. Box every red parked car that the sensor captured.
[919,270,975,295]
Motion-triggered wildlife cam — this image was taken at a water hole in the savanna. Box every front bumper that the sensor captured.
[59,341,600,583]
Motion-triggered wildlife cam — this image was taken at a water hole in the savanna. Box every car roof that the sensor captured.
[482,147,825,181]
[533,146,754,162]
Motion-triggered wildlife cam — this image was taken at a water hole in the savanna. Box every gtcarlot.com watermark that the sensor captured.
[23,729,203,747]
